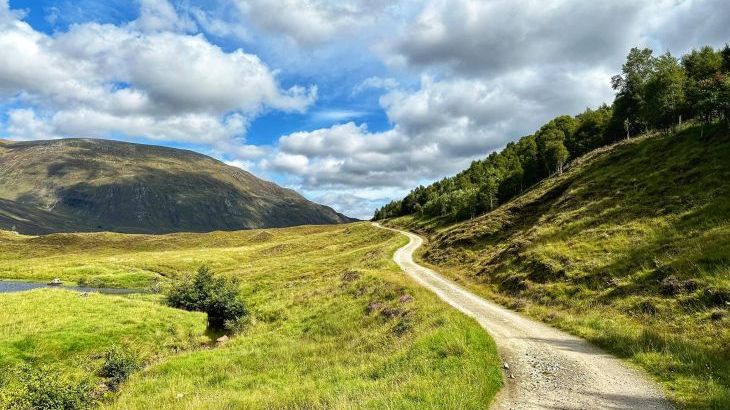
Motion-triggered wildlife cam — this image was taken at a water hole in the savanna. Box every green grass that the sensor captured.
[0,223,502,409]
[387,125,730,409]
[0,289,207,407]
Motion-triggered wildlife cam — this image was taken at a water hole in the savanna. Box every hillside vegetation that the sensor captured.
[376,45,730,223]
[0,223,501,409]
[0,138,351,235]
[388,125,730,409]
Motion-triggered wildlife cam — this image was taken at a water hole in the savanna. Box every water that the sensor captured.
[0,280,143,294]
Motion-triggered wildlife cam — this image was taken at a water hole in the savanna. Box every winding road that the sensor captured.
[375,223,673,410]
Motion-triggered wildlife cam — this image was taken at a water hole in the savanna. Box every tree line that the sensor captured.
[373,45,730,221]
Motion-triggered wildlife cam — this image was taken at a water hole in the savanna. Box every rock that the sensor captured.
[710,309,726,321]
[366,301,384,314]
[340,270,361,283]
[216,335,229,344]
[503,362,510,370]
[399,294,414,303]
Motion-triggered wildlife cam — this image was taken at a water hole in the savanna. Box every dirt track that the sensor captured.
[376,223,673,410]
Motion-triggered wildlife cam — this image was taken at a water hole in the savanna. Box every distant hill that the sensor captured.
[0,138,352,234]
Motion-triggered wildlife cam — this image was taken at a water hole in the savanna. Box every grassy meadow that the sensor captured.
[0,223,502,409]
[0,290,207,384]
[387,125,730,409]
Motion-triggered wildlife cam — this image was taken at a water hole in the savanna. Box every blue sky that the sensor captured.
[1,0,729,218]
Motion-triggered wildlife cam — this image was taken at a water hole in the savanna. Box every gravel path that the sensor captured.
[376,223,673,410]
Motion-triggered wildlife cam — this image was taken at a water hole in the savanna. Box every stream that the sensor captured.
[0,280,144,294]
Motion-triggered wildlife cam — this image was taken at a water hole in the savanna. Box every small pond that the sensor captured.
[0,280,143,294]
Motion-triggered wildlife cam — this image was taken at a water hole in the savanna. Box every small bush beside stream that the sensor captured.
[165,266,247,330]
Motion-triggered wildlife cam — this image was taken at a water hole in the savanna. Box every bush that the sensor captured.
[166,266,247,329]
[0,365,96,410]
[98,345,139,391]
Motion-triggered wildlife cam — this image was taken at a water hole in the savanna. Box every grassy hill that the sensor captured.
[0,223,501,409]
[0,138,351,234]
[387,125,730,409]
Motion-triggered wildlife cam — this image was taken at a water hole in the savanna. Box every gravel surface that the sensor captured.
[376,223,674,410]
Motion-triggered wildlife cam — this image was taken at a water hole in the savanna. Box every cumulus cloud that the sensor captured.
[388,0,730,78]
[642,0,730,52]
[0,0,314,152]
[258,0,730,217]
[132,0,197,33]
[232,0,395,46]
[268,67,615,197]
[388,0,642,76]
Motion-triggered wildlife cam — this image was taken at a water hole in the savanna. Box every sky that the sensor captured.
[1,0,729,219]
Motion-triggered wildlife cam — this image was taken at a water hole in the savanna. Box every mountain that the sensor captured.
[0,138,352,234]
[385,125,730,408]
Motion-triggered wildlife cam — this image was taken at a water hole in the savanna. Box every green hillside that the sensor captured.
[387,125,730,408]
[0,223,501,409]
[0,138,352,235]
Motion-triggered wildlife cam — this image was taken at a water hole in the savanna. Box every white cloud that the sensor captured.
[224,158,254,171]
[352,77,400,95]
[0,0,315,151]
[389,0,645,77]
[268,75,543,191]
[132,0,197,33]
[232,0,393,46]
[6,109,57,140]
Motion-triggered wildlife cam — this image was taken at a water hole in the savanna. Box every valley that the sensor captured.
[1,2,728,408]
[0,223,501,409]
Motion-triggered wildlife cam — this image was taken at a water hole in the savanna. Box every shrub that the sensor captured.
[0,365,96,410]
[98,345,139,391]
[166,266,247,329]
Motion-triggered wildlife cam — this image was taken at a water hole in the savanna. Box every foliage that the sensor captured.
[0,365,96,410]
[389,124,730,409]
[99,346,140,391]
[165,266,247,330]
[375,43,730,222]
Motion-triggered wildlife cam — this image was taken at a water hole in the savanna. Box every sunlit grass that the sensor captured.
[0,222,502,409]
[389,125,730,409]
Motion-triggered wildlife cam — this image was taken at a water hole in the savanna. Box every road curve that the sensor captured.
[375,223,673,410]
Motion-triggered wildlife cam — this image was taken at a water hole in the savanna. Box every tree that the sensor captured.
[683,46,722,122]
[720,74,730,127]
[496,145,525,202]
[721,44,730,73]
[516,135,539,186]
[682,46,722,80]
[569,105,613,156]
[643,53,686,131]
[166,266,247,329]
[476,176,499,213]
[612,48,656,137]
[535,116,577,176]
[544,141,569,175]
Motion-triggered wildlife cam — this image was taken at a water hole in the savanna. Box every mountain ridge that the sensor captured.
[0,138,353,234]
